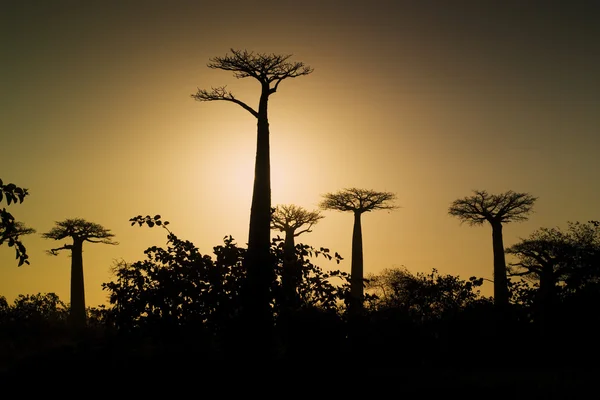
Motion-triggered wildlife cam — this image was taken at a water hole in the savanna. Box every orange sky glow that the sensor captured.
[1,1,599,308]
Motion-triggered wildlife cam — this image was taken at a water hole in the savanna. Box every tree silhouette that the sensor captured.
[192,49,313,328]
[449,190,537,309]
[320,188,397,312]
[365,267,488,320]
[270,204,324,307]
[42,218,118,330]
[0,179,35,266]
[506,221,600,323]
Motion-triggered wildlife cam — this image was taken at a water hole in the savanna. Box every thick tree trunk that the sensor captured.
[243,86,274,352]
[491,222,509,309]
[282,230,299,307]
[537,265,555,334]
[350,211,364,311]
[247,90,272,276]
[70,239,86,330]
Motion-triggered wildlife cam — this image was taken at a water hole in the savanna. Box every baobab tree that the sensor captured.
[506,221,600,327]
[42,218,118,329]
[319,188,397,312]
[270,204,324,306]
[192,49,313,326]
[449,190,537,309]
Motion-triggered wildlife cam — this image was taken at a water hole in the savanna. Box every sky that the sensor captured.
[1,0,599,308]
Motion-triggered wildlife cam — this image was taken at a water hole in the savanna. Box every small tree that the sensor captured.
[365,267,488,320]
[192,49,313,329]
[270,204,324,307]
[42,218,118,329]
[506,222,600,319]
[320,188,397,312]
[0,179,35,266]
[449,190,537,309]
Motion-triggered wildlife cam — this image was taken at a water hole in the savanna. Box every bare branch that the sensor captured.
[47,243,72,256]
[319,188,398,214]
[191,85,258,118]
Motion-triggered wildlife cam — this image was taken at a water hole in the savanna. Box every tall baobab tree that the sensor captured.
[449,190,537,309]
[270,204,323,306]
[319,188,397,312]
[192,49,313,325]
[42,218,118,329]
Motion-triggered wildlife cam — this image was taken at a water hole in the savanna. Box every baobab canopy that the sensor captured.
[319,188,398,214]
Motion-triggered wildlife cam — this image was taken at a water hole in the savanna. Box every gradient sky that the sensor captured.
[1,0,599,308]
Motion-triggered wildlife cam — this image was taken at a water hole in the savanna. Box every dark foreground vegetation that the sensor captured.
[2,220,599,395]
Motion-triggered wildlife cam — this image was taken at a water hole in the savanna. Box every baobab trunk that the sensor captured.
[70,239,86,329]
[351,211,364,310]
[244,86,274,330]
[536,266,555,336]
[282,229,299,307]
[491,223,509,309]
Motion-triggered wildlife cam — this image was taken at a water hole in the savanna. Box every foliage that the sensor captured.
[104,233,246,333]
[104,216,351,337]
[506,221,600,292]
[0,293,69,331]
[0,179,35,266]
[365,267,490,321]
[271,238,349,314]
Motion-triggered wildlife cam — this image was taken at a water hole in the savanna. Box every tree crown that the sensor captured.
[448,190,537,225]
[207,49,313,84]
[270,204,323,236]
[319,188,397,214]
[191,49,313,117]
[42,218,118,245]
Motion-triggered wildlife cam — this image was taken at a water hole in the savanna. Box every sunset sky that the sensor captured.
[1,1,598,308]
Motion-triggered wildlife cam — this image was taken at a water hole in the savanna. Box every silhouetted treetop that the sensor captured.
[507,221,600,286]
[207,49,313,86]
[271,204,323,236]
[319,188,397,213]
[42,218,118,254]
[192,49,313,117]
[448,190,537,225]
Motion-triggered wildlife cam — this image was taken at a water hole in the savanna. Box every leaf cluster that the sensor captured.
[365,267,489,321]
[0,179,34,266]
